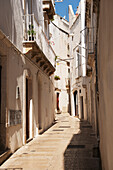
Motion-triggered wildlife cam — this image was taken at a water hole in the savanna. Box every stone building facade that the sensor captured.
[50,15,70,113]
[70,0,113,169]
[96,0,113,169]
[69,1,88,120]
[85,0,99,136]
[0,0,56,154]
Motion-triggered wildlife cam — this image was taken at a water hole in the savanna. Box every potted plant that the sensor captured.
[31,29,36,41]
[27,24,36,41]
[54,75,60,80]
[27,29,32,41]
[31,24,36,41]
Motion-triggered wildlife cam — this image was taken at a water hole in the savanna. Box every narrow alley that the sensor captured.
[0,113,101,170]
[0,0,113,169]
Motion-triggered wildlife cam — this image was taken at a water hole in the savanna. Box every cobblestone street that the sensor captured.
[0,113,101,170]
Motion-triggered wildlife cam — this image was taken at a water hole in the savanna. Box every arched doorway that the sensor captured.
[74,90,78,116]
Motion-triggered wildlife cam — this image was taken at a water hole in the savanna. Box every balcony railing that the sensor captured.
[23,14,55,67]
[80,27,95,72]
[80,27,95,55]
[85,27,95,54]
[73,46,84,78]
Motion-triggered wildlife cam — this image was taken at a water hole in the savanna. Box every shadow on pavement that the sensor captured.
[64,120,102,170]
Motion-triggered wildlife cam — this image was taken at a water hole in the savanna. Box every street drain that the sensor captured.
[59,126,70,128]
[82,125,92,128]
[53,129,64,131]
[22,153,28,154]
[67,145,85,149]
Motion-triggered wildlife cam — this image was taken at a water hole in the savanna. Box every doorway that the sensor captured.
[38,78,42,130]
[74,91,78,116]
[57,93,60,111]
[80,96,84,119]
[26,78,32,140]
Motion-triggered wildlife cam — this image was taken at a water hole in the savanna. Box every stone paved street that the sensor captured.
[0,113,101,170]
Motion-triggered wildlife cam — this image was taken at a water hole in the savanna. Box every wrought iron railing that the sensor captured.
[86,27,95,54]
[73,45,85,78]
[80,27,95,54]
[22,14,55,67]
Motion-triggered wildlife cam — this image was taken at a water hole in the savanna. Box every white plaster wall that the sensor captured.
[97,0,113,169]
[50,15,69,113]
[0,0,55,152]
[5,45,55,152]
[0,0,23,51]
[69,14,81,86]
[69,1,88,119]
[0,0,44,52]
[32,0,43,27]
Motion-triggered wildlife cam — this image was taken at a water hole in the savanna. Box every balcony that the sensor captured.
[23,14,55,76]
[43,0,55,19]
[85,27,95,67]
[74,50,83,79]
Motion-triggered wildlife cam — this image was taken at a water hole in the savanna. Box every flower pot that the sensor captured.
[29,36,32,41]
[32,36,34,41]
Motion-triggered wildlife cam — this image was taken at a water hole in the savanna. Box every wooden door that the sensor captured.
[26,78,32,140]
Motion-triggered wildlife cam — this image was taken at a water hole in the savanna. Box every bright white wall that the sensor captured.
[50,15,69,112]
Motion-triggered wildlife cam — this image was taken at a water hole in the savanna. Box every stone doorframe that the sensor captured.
[23,68,33,145]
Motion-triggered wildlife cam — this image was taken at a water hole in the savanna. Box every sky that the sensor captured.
[55,0,80,21]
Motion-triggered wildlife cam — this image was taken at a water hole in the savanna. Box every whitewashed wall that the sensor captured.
[50,15,70,113]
